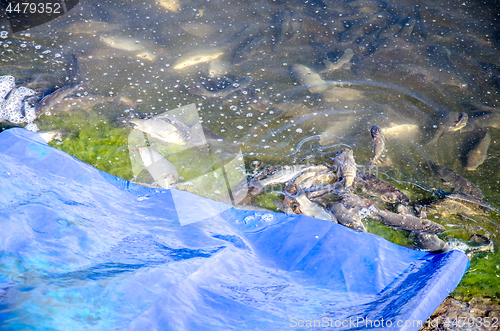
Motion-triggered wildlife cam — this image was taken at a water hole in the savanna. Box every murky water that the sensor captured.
[1,0,499,303]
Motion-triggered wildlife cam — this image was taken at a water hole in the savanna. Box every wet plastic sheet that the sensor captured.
[0,128,469,330]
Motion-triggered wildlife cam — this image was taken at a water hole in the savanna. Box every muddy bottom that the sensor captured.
[420,297,500,331]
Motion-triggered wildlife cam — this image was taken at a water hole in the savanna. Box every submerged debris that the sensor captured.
[0,75,38,131]
[38,129,66,143]
[466,234,494,257]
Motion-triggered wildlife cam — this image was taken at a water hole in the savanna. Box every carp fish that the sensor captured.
[430,162,483,198]
[130,116,205,147]
[248,165,313,195]
[331,148,357,188]
[373,209,445,234]
[290,64,328,93]
[173,47,225,70]
[326,201,366,232]
[369,125,385,165]
[286,184,338,223]
[466,132,491,171]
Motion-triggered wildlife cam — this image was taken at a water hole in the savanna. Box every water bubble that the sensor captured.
[0,31,8,39]
[229,105,237,111]
[296,128,303,133]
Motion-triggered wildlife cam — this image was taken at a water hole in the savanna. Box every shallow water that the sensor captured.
[1,0,500,303]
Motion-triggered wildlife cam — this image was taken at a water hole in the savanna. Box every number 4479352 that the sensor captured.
[5,2,62,14]
[443,316,499,328]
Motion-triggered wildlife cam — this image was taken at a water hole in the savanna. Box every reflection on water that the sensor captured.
[1,0,500,302]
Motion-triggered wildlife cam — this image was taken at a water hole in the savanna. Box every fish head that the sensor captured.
[370,125,382,138]
[128,118,143,129]
[454,112,468,125]
[420,219,445,233]
[446,112,469,132]
[285,183,299,196]
[381,192,398,203]
[458,112,468,122]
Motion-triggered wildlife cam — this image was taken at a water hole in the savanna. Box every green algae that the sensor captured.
[364,221,414,248]
[453,247,500,302]
[36,111,133,180]
[253,191,283,211]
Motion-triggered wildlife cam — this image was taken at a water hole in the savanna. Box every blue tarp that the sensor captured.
[0,128,469,330]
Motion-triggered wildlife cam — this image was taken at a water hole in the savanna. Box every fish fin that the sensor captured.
[319,60,333,74]
[378,157,392,168]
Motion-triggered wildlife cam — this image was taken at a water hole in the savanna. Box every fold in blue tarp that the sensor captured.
[0,128,469,330]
